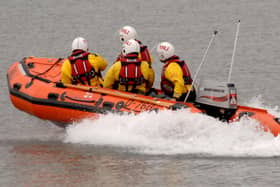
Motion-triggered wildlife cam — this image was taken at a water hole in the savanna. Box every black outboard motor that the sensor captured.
[194,79,238,121]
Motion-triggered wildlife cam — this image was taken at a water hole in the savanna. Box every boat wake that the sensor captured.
[64,96,280,157]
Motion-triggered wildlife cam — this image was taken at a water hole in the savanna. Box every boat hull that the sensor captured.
[7,57,280,136]
[7,57,199,124]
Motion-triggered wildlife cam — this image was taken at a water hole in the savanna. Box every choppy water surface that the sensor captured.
[1,0,280,186]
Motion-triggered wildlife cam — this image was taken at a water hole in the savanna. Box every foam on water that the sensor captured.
[64,96,280,157]
[245,95,280,117]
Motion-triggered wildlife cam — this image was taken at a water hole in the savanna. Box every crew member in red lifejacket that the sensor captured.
[156,42,196,102]
[61,37,108,87]
[103,39,154,94]
[115,25,153,66]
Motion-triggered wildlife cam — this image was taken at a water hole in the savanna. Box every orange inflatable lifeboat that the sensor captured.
[7,57,280,136]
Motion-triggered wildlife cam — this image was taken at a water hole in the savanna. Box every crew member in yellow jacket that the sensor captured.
[103,39,154,94]
[116,25,153,65]
[156,42,195,101]
[61,37,108,87]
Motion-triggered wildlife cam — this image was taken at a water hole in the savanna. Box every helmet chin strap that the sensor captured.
[160,55,166,62]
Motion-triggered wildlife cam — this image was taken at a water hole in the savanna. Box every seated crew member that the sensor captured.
[156,42,196,102]
[103,39,154,94]
[116,25,153,65]
[61,37,108,87]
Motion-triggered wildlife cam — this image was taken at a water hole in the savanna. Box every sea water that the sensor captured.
[2,0,280,186]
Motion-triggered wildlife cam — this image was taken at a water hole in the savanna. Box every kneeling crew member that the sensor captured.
[116,25,153,65]
[61,37,108,87]
[156,41,195,101]
[103,39,154,94]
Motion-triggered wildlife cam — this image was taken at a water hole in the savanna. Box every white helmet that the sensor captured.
[156,42,175,61]
[72,37,88,51]
[122,39,140,56]
[119,25,137,43]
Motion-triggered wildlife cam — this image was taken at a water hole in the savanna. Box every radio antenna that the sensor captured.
[184,30,218,102]
[227,20,241,83]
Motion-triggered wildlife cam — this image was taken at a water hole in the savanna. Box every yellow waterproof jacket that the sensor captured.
[162,62,192,99]
[103,59,154,94]
[61,53,108,87]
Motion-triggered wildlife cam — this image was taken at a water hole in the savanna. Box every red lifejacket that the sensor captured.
[68,50,99,85]
[118,54,144,92]
[161,56,193,97]
[136,40,152,64]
